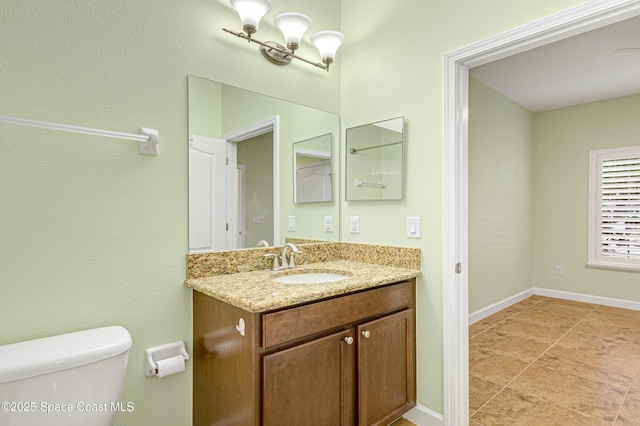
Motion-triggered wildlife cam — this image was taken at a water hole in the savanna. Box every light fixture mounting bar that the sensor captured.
[223,28,329,71]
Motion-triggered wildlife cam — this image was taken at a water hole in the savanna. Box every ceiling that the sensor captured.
[470,14,640,113]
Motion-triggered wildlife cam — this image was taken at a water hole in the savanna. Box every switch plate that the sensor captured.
[407,217,421,238]
[324,216,333,232]
[350,216,360,234]
[288,216,295,232]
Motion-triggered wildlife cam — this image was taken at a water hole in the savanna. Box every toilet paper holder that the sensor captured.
[144,341,190,377]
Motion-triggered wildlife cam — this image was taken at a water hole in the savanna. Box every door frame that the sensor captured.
[442,1,640,424]
[236,163,246,249]
[223,116,280,249]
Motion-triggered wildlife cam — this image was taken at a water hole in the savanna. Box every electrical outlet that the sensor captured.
[555,266,564,275]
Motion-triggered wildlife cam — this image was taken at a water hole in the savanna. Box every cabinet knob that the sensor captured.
[343,336,354,345]
[361,330,371,338]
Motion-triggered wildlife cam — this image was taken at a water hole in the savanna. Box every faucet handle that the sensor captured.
[263,253,280,271]
[280,254,289,269]
[288,250,301,268]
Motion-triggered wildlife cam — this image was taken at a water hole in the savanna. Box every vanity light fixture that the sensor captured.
[224,0,345,71]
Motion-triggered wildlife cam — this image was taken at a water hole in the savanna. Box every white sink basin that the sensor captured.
[271,272,350,284]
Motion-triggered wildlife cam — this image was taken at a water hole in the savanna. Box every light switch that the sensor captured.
[288,216,296,231]
[350,216,360,234]
[407,217,421,238]
[324,216,333,232]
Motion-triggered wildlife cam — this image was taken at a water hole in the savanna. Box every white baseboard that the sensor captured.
[468,288,534,325]
[533,287,640,311]
[403,404,443,426]
[469,287,640,327]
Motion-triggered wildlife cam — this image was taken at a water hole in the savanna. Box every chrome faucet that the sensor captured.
[281,243,301,269]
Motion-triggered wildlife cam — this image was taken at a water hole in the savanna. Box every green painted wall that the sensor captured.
[1,1,340,425]
[2,0,596,423]
[467,84,640,311]
[188,76,222,138]
[532,93,640,301]
[468,78,535,313]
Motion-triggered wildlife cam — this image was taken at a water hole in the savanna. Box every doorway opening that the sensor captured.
[223,116,280,250]
[442,1,640,424]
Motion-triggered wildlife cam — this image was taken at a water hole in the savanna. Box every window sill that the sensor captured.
[586,262,640,273]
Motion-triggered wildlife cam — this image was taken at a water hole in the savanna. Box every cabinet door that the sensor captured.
[263,329,356,426]
[357,309,415,426]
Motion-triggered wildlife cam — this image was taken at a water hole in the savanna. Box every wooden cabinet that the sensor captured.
[193,279,416,426]
[263,329,355,425]
[357,310,415,426]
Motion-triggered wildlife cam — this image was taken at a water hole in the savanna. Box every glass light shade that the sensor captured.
[230,0,272,33]
[311,30,345,62]
[274,13,313,48]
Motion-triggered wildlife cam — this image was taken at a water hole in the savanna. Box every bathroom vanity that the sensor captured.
[188,257,419,426]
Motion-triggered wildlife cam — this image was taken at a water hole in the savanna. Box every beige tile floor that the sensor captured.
[470,295,640,425]
[389,417,416,426]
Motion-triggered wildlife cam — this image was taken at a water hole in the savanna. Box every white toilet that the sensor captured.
[0,326,132,426]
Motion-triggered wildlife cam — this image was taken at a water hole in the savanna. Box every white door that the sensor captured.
[296,161,332,203]
[189,135,227,252]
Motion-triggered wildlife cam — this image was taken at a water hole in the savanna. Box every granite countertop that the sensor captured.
[184,260,422,313]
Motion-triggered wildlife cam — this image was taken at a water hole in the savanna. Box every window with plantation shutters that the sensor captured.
[588,146,640,271]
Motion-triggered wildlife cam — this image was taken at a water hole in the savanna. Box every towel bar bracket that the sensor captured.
[139,128,159,156]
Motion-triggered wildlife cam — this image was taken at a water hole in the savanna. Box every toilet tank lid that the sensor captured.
[0,326,132,384]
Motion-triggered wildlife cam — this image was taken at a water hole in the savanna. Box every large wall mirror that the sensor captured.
[345,117,404,201]
[188,75,340,253]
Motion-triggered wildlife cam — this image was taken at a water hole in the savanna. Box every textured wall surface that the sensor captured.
[0,1,340,424]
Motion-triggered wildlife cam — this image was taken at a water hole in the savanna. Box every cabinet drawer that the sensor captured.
[262,280,413,348]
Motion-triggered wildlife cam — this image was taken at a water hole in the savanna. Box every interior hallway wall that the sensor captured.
[468,78,535,313]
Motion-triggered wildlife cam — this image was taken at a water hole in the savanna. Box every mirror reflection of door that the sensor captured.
[295,155,332,203]
[293,133,333,204]
[189,136,228,252]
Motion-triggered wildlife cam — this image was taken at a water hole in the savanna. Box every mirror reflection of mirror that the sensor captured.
[293,133,333,204]
[188,75,340,253]
[345,117,404,201]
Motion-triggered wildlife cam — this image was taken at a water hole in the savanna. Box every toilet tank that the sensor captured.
[0,326,132,426]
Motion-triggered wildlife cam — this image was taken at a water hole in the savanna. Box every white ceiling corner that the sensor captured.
[469,14,640,112]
